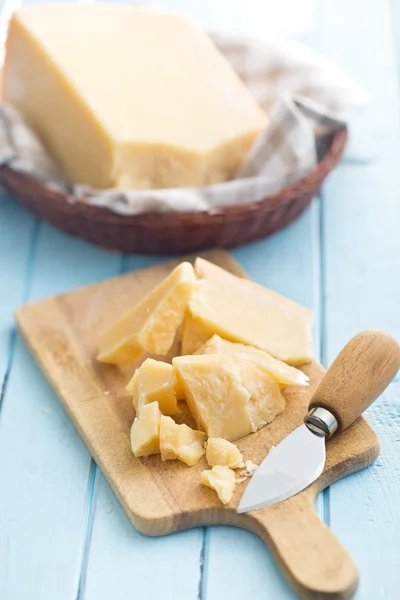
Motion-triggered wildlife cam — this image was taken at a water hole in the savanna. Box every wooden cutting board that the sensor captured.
[16,250,379,600]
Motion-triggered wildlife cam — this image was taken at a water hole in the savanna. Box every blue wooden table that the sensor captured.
[0,1,399,598]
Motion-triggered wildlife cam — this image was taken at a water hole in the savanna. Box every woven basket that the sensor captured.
[0,127,347,254]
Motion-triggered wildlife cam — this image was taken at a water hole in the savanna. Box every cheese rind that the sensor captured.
[206,438,244,469]
[159,416,206,466]
[126,359,178,416]
[4,5,267,189]
[173,354,285,441]
[201,466,236,504]
[97,262,196,364]
[189,259,313,365]
[196,335,309,387]
[130,401,161,457]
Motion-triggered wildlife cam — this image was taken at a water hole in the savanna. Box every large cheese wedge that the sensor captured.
[173,354,285,441]
[98,262,196,364]
[126,359,178,416]
[159,416,206,467]
[189,259,313,365]
[4,5,267,189]
[130,401,162,457]
[201,466,236,504]
[196,335,309,387]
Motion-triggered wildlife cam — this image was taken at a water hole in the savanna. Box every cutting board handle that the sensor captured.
[309,330,400,432]
[247,491,358,600]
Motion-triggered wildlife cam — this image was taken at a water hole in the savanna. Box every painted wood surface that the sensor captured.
[16,253,386,599]
[0,1,399,600]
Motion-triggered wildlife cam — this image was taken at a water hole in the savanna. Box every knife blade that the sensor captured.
[237,330,400,514]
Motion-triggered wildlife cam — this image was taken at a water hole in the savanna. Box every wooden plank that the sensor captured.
[0,222,121,600]
[317,1,400,597]
[0,193,36,383]
[316,0,399,159]
[83,476,204,600]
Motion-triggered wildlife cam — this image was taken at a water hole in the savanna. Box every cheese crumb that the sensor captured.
[201,466,236,504]
[239,460,259,478]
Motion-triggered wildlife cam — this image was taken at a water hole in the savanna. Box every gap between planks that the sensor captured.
[0,218,41,418]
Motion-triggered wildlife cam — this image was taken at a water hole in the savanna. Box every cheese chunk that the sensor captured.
[98,262,196,364]
[174,354,285,441]
[196,335,309,387]
[130,401,161,457]
[126,359,178,416]
[206,438,244,469]
[189,259,313,365]
[4,5,267,189]
[160,416,206,466]
[201,466,236,504]
[181,311,214,355]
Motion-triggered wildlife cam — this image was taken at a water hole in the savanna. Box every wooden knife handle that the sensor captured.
[309,330,400,432]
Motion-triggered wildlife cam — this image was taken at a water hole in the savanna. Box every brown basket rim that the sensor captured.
[0,127,347,229]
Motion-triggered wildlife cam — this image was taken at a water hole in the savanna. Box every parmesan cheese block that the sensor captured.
[4,5,267,189]
[98,262,195,364]
[173,354,285,441]
[160,416,206,466]
[196,335,309,387]
[126,359,178,416]
[130,401,161,457]
[189,259,314,365]
[206,438,244,469]
[201,466,236,504]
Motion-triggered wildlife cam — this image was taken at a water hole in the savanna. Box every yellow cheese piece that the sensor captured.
[189,259,313,365]
[201,466,236,504]
[130,401,161,457]
[97,262,196,364]
[181,311,214,355]
[4,5,267,190]
[160,416,206,466]
[196,335,309,387]
[173,354,285,441]
[206,438,244,469]
[126,359,178,416]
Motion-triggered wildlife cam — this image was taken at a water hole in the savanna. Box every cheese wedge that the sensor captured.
[160,416,206,466]
[189,259,313,365]
[130,401,162,457]
[201,466,236,504]
[126,359,178,416]
[98,262,196,364]
[196,335,309,386]
[181,311,214,355]
[174,354,285,441]
[4,5,267,189]
[206,438,244,469]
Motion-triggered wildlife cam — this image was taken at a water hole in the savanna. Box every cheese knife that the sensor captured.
[237,330,400,514]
